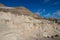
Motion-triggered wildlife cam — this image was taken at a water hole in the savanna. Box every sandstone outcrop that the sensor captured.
[0,4,60,40]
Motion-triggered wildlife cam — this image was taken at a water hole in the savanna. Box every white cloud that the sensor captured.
[43,10,60,18]
[44,10,60,18]
[35,9,60,18]
[35,8,60,18]
[35,12,41,15]
[44,13,51,18]
[35,9,42,15]
[53,10,60,16]
[35,9,46,15]
[35,10,39,15]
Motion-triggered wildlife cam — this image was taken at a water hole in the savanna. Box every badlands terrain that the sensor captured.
[0,4,60,40]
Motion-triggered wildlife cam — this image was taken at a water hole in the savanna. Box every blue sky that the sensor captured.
[0,0,60,18]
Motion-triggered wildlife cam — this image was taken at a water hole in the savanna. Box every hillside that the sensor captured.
[0,4,60,40]
[46,18,60,24]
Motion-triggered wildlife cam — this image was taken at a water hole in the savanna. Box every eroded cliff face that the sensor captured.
[0,6,60,40]
[0,12,60,40]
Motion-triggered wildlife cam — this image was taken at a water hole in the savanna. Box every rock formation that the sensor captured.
[0,4,60,40]
[46,18,60,24]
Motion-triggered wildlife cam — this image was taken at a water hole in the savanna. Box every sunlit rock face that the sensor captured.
[0,6,60,40]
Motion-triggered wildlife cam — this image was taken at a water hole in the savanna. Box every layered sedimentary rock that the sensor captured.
[0,4,60,40]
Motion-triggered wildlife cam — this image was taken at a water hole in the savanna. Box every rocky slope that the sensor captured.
[46,18,60,24]
[0,4,60,40]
